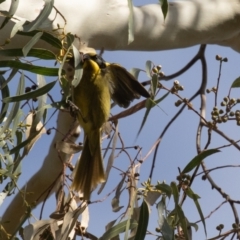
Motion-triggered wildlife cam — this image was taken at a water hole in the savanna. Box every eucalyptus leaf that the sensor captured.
[22,32,43,57]
[182,149,220,174]
[128,0,134,44]
[3,80,57,103]
[0,60,59,76]
[134,200,149,240]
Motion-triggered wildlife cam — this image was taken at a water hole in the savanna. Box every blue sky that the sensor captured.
[1,0,240,239]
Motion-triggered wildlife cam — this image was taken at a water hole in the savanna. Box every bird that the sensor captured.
[71,52,150,200]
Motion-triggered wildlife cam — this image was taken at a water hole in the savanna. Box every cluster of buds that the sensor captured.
[206,86,217,94]
[25,85,38,102]
[171,80,184,94]
[176,173,191,190]
[211,106,228,124]
[215,55,228,62]
[216,224,224,231]
[211,97,240,126]
[152,65,165,77]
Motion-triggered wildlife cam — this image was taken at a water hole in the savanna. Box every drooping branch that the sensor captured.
[0,0,240,53]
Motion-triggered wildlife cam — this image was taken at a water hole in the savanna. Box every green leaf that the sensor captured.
[0,72,24,136]
[3,80,57,103]
[176,205,190,240]
[182,149,220,174]
[157,197,165,227]
[151,74,158,95]
[0,48,56,60]
[22,32,43,57]
[186,187,206,236]
[231,76,240,88]
[32,75,47,127]
[0,0,19,29]
[9,128,42,155]
[17,31,62,49]
[0,75,10,123]
[145,60,153,78]
[22,0,54,32]
[155,183,172,198]
[60,205,87,240]
[162,219,174,240]
[0,60,59,76]
[11,109,23,138]
[170,182,179,206]
[99,219,137,240]
[134,200,149,240]
[130,68,142,80]
[159,0,168,20]
[127,0,134,44]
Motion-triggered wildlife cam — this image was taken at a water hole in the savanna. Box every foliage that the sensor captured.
[1,1,240,240]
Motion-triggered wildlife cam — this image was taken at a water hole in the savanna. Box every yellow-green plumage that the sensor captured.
[71,53,150,200]
[71,58,111,200]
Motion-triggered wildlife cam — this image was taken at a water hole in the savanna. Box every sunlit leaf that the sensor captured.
[0,72,24,135]
[60,205,87,240]
[128,0,134,44]
[22,32,43,57]
[0,0,19,29]
[182,149,220,174]
[130,68,142,80]
[145,60,153,78]
[170,182,179,206]
[22,0,54,32]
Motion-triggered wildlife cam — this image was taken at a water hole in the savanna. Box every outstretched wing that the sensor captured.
[106,63,150,108]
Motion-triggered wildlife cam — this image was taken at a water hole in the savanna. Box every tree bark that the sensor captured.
[0,0,240,52]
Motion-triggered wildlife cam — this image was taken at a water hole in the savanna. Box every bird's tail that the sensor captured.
[71,130,105,200]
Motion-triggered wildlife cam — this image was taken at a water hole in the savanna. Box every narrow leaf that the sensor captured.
[182,149,220,174]
[176,205,189,240]
[186,187,206,236]
[22,0,54,32]
[99,219,137,240]
[130,68,142,80]
[0,75,10,123]
[0,0,19,29]
[3,80,56,103]
[0,72,24,135]
[17,31,62,49]
[145,60,153,78]
[22,32,43,57]
[162,218,174,240]
[159,0,168,20]
[0,60,59,76]
[170,182,179,206]
[134,200,149,240]
[157,198,166,228]
[0,48,56,59]
[127,0,134,44]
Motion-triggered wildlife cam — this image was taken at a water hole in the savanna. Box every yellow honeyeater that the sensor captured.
[71,53,150,200]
